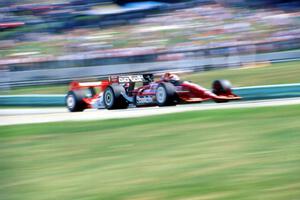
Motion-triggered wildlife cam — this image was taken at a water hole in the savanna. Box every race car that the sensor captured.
[65,73,241,112]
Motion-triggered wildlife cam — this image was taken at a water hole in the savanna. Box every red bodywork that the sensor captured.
[69,80,110,91]
[176,81,240,102]
[131,80,240,104]
[69,80,110,108]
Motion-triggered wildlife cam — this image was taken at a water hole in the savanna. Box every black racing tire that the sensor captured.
[65,91,86,112]
[212,80,232,95]
[155,82,177,106]
[212,80,232,103]
[103,84,129,110]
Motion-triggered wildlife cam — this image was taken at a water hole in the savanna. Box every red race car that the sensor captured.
[65,73,241,112]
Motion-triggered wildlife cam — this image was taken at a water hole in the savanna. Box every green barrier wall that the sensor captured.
[0,83,300,106]
[234,83,300,100]
[0,95,65,106]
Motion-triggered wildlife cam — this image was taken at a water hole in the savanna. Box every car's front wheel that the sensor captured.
[212,80,232,103]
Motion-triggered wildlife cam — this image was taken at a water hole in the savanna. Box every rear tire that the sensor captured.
[66,91,86,112]
[156,82,177,106]
[103,84,129,109]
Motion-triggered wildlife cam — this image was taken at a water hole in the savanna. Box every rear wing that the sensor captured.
[109,74,154,83]
[69,80,110,91]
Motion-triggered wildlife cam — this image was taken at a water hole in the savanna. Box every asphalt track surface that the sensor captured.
[1,97,300,126]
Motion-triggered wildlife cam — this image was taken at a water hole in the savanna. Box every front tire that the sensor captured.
[156,82,177,106]
[212,80,232,95]
[212,80,232,103]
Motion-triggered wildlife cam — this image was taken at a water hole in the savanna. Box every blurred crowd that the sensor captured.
[0,0,300,69]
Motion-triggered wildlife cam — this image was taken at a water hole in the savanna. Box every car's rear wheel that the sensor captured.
[156,82,177,106]
[66,91,86,112]
[103,84,128,109]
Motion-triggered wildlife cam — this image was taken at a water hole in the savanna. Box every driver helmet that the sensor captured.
[161,73,180,82]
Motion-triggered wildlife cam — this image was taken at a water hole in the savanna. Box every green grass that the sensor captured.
[1,105,300,200]
[0,84,69,95]
[183,60,300,88]
[1,60,300,95]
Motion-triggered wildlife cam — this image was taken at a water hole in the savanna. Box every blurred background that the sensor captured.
[0,0,300,90]
[1,2,300,200]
